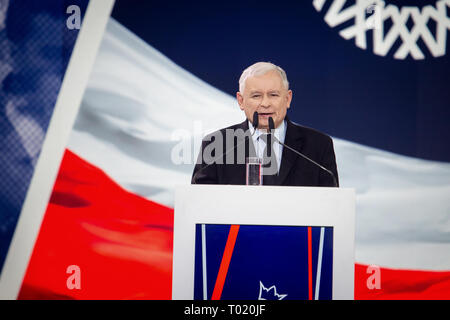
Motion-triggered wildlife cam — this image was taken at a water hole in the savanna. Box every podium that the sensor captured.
[172,185,355,300]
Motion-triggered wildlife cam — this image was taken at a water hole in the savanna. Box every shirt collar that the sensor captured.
[248,119,287,144]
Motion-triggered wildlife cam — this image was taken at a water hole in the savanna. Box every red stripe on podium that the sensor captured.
[211,225,240,300]
[308,226,313,300]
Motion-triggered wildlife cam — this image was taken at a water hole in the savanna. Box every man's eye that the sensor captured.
[252,95,261,98]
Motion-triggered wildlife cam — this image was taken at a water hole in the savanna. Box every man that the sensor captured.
[192,62,339,187]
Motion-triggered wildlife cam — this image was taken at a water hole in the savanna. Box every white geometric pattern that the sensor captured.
[313,0,450,59]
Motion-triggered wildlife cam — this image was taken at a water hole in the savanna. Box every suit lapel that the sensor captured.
[229,120,250,184]
[277,119,304,185]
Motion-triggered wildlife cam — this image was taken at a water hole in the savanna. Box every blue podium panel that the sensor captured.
[194,224,333,300]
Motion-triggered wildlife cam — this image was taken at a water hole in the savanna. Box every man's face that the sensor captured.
[237,71,292,130]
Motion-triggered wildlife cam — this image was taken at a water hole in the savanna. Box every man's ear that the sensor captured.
[286,90,293,109]
[236,92,244,110]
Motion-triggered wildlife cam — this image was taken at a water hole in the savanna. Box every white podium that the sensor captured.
[172,185,355,300]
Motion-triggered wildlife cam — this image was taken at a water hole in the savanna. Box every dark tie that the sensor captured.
[260,133,278,185]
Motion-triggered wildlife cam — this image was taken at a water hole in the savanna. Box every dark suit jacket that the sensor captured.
[192,118,339,187]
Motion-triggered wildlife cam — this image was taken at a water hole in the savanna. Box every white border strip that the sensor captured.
[314,226,325,300]
[0,0,115,299]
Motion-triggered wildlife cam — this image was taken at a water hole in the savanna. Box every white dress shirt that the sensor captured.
[248,119,287,173]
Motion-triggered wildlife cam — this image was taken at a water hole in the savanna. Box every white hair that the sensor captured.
[238,62,289,94]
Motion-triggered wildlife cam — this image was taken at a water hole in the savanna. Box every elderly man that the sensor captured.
[192,62,339,187]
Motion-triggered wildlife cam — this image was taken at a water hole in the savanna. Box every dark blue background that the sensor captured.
[0,0,89,274]
[112,0,450,162]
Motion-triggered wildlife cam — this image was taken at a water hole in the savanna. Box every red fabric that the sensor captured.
[355,264,450,300]
[18,149,450,300]
[19,150,173,299]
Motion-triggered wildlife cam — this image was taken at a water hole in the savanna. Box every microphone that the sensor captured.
[192,112,259,184]
[252,110,259,129]
[268,117,338,187]
[268,117,274,130]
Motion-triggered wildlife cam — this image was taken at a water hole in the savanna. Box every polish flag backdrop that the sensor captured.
[18,19,450,299]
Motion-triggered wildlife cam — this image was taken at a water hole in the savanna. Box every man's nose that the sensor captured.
[260,94,271,108]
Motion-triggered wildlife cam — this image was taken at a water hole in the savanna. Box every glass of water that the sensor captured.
[246,157,262,186]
